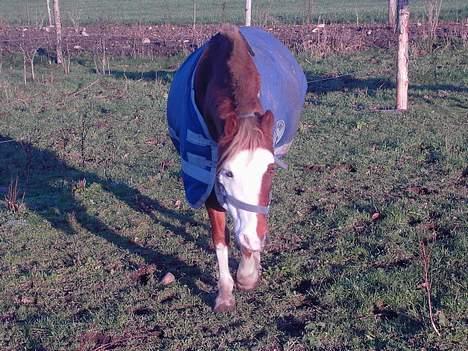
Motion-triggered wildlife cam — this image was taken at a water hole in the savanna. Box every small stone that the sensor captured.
[19,296,35,305]
[160,272,175,285]
[371,212,381,221]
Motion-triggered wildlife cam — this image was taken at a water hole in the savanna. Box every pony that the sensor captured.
[167,24,306,312]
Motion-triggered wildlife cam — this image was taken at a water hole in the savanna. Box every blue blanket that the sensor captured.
[167,27,307,208]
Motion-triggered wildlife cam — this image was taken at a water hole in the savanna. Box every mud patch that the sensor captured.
[1,23,465,58]
[129,264,157,285]
[277,315,306,337]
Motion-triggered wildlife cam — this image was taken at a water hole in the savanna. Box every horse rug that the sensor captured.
[167,27,307,208]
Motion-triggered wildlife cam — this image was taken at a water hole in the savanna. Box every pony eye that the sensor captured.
[225,170,234,178]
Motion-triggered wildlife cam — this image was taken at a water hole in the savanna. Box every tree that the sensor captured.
[388,0,397,30]
[53,0,63,64]
[46,0,53,26]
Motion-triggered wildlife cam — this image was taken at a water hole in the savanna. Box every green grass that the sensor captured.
[1,0,468,26]
[0,41,467,349]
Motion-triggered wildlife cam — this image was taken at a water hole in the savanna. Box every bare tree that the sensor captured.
[192,0,196,32]
[425,0,443,41]
[304,0,314,24]
[46,0,53,26]
[53,0,63,64]
[388,0,398,30]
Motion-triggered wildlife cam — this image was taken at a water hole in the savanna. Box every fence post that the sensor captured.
[245,0,252,26]
[53,0,63,65]
[388,0,397,30]
[396,0,410,111]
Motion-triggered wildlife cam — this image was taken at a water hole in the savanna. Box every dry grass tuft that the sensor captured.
[4,177,25,213]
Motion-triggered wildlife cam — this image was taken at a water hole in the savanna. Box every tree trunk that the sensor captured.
[245,0,252,26]
[46,0,53,26]
[304,0,313,24]
[192,0,196,32]
[53,0,63,64]
[396,4,410,111]
[388,0,397,30]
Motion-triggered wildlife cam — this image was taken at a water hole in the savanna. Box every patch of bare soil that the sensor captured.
[1,22,466,59]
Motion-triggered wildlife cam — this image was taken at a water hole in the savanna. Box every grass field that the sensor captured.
[1,0,468,26]
[1,31,468,350]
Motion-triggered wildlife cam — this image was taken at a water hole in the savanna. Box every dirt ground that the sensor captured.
[1,22,467,58]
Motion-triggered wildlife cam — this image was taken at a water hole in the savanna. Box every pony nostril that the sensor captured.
[242,235,251,247]
[240,234,265,252]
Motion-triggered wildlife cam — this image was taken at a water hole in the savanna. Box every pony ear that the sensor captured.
[219,112,238,147]
[259,110,275,134]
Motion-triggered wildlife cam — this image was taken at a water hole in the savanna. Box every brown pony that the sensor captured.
[167,23,306,312]
[194,25,276,312]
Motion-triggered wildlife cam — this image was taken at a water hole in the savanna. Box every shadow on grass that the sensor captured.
[306,73,468,95]
[306,74,394,95]
[108,69,175,83]
[0,134,215,307]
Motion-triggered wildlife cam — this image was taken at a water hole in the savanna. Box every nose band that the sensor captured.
[215,182,270,214]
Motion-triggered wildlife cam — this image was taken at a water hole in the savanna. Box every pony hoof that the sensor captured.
[237,279,259,291]
[214,298,235,313]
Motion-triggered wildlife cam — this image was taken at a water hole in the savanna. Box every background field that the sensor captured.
[1,41,467,351]
[1,1,468,350]
[1,0,468,26]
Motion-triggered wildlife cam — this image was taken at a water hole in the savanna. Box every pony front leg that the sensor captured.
[206,206,235,312]
[237,249,261,291]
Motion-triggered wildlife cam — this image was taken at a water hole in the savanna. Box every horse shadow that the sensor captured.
[306,73,394,95]
[306,72,468,96]
[0,134,215,306]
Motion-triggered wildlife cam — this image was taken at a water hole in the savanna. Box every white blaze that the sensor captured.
[218,148,274,252]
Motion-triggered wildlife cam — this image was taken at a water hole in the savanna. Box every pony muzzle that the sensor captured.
[238,233,266,253]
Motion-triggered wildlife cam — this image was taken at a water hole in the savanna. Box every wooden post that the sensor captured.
[245,0,252,26]
[53,0,63,64]
[396,0,409,111]
[46,0,53,26]
[388,0,397,30]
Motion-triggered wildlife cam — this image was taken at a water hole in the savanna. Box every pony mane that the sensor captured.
[219,24,260,117]
[218,116,271,168]
[214,25,271,168]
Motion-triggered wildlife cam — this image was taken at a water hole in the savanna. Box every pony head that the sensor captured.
[217,111,275,253]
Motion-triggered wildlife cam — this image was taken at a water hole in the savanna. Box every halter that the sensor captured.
[215,181,270,214]
[214,111,289,214]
